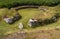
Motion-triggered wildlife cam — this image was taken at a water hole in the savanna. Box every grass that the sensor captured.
[0,8,40,37]
[0,5,60,39]
[18,8,40,28]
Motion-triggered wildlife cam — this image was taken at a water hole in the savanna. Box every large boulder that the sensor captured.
[28,18,38,27]
[3,12,22,24]
[8,18,14,24]
[13,13,21,21]
[4,18,14,24]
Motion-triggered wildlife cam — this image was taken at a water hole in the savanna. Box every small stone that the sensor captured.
[19,23,23,30]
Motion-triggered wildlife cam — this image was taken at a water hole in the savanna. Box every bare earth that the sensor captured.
[2,28,60,39]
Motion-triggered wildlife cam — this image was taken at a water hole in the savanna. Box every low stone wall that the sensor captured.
[11,5,39,10]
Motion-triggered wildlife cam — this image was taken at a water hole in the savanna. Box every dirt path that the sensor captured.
[3,31,26,39]
[2,28,60,39]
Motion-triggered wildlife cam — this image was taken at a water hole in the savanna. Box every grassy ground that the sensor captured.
[0,5,60,39]
[0,8,40,37]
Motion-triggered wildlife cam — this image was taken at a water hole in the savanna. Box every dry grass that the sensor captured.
[34,6,57,21]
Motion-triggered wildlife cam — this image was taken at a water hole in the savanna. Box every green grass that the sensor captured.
[0,8,40,37]
[0,5,60,39]
[18,8,40,28]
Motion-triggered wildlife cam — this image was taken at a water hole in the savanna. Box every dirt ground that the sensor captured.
[2,28,60,39]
